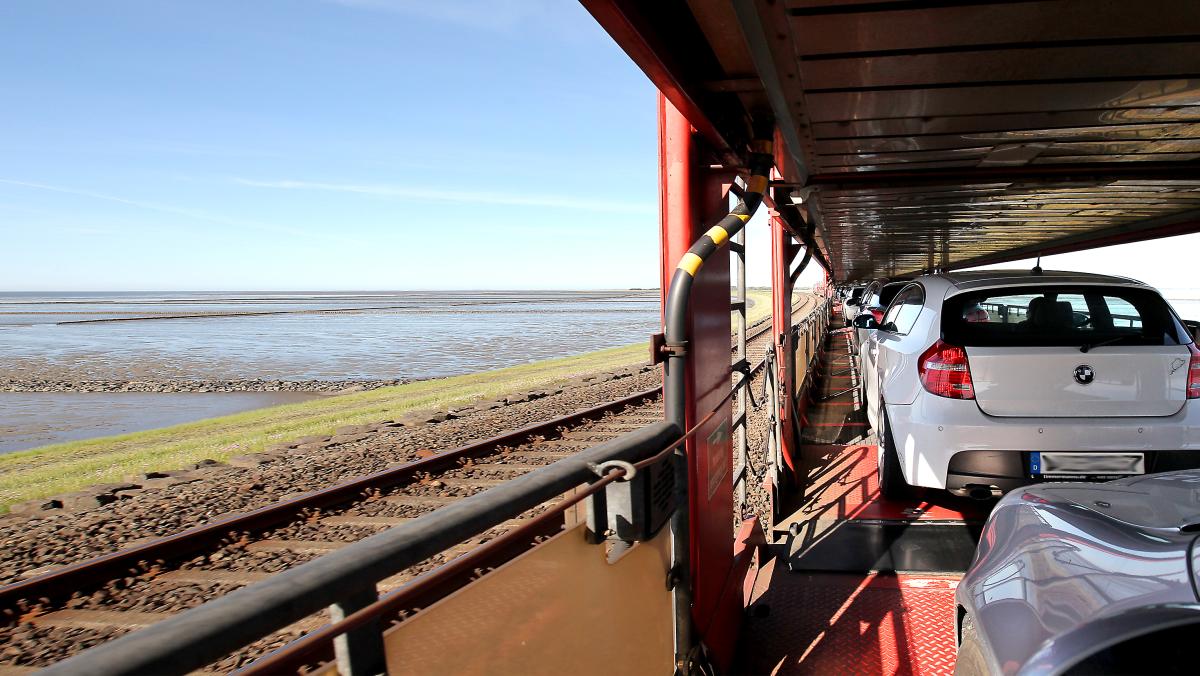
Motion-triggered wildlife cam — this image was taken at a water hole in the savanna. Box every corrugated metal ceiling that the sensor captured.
[583,0,1200,281]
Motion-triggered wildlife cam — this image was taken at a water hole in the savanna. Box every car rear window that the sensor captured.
[942,285,1189,348]
[877,282,908,308]
[847,288,864,303]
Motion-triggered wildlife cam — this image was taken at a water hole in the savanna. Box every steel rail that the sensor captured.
[3,306,797,676]
[239,340,786,675]
[36,320,789,675]
[40,422,684,676]
[233,466,632,676]
[0,388,659,616]
[0,315,781,620]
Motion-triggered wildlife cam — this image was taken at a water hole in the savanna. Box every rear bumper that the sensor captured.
[885,395,1200,491]
[943,450,1200,495]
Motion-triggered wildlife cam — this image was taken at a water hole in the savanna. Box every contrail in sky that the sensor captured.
[0,178,368,245]
[234,178,656,215]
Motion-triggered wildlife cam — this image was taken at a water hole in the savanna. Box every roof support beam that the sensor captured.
[771,188,832,274]
[802,161,1200,190]
[730,0,811,185]
[944,207,1200,271]
[579,0,742,163]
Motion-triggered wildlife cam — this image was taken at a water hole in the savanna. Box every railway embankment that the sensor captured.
[0,342,654,516]
[0,290,784,514]
[0,294,809,670]
[0,357,666,577]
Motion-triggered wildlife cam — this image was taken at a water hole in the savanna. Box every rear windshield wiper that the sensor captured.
[1080,335,1135,353]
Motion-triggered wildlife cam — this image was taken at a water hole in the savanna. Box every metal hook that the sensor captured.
[588,459,637,481]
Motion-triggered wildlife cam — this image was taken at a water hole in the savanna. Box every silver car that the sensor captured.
[955,470,1200,675]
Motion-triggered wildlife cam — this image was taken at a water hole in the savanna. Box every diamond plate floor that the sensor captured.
[731,320,985,674]
[734,559,960,676]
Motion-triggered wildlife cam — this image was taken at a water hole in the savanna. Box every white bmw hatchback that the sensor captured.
[855,270,1200,499]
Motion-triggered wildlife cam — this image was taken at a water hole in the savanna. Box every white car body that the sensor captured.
[853,279,911,351]
[850,279,883,347]
[860,270,1200,496]
[841,284,867,323]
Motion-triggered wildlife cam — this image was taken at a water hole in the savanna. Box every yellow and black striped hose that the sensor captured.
[663,139,774,427]
[661,139,774,675]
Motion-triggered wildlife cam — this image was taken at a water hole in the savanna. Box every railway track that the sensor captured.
[0,296,813,672]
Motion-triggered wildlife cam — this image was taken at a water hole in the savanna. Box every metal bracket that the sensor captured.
[662,341,688,357]
[650,333,687,364]
[589,459,637,482]
[732,358,751,378]
[666,565,683,591]
[586,453,674,543]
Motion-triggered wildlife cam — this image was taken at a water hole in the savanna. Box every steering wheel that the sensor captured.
[1073,314,1092,328]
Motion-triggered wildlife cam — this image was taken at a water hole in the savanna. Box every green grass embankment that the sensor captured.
[0,289,781,511]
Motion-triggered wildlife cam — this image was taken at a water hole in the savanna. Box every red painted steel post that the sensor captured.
[658,94,739,669]
[770,212,799,478]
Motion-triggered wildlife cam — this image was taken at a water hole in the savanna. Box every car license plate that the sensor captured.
[1030,452,1145,477]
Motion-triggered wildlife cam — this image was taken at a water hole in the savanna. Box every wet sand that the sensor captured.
[0,291,660,382]
[0,290,662,453]
[0,392,321,453]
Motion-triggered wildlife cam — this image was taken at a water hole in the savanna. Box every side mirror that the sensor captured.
[852,314,879,329]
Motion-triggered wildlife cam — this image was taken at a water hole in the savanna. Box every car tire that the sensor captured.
[878,407,915,501]
[954,613,989,676]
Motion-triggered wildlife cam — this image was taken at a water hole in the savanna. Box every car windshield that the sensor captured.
[942,285,1189,348]
[847,288,864,303]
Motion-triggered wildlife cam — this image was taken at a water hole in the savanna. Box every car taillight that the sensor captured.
[1188,343,1200,399]
[870,308,884,323]
[918,340,975,399]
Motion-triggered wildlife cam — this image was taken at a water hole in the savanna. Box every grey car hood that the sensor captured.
[956,471,1200,675]
[1044,472,1200,531]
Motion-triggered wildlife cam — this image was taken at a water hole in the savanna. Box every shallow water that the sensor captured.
[0,290,662,452]
[0,290,660,381]
[0,391,321,453]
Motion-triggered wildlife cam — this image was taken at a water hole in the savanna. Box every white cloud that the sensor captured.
[0,178,367,245]
[325,0,571,31]
[319,0,604,42]
[234,178,656,215]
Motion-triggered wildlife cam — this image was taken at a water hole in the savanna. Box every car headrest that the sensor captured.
[1027,296,1048,324]
[1052,301,1075,328]
[1026,297,1074,329]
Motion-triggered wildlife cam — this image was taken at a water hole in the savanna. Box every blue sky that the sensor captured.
[2,1,1193,293]
[2,0,744,291]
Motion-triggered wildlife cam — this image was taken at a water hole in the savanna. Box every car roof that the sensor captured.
[928,269,1147,291]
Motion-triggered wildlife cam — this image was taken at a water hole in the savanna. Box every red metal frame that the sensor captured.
[770,214,801,479]
[585,0,731,157]
[658,95,742,669]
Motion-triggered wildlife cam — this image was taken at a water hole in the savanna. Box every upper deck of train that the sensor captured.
[582,0,1200,280]
[12,3,1200,675]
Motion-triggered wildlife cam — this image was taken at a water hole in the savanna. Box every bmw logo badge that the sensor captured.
[1074,364,1095,385]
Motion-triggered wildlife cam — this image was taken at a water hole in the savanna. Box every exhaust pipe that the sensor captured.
[964,484,998,501]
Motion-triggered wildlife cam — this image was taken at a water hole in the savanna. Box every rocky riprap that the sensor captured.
[0,366,649,524]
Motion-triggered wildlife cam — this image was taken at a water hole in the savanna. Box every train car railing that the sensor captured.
[39,295,834,676]
[41,422,682,676]
[759,293,831,523]
[731,225,751,521]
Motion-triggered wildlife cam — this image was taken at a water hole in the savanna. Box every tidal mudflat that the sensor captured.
[0,290,661,451]
[0,290,660,383]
